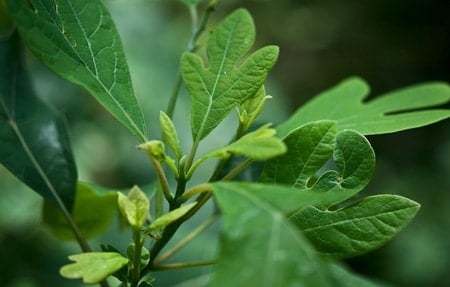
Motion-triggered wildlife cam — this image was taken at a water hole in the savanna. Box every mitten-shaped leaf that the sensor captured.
[181,8,279,141]
[8,0,147,142]
[0,32,77,209]
[261,121,375,203]
[277,77,450,138]
[291,195,420,259]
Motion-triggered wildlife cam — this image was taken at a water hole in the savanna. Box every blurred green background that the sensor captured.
[0,0,449,286]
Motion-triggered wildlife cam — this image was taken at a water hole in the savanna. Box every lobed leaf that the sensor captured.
[211,182,380,287]
[8,0,147,142]
[276,77,450,138]
[292,195,420,259]
[181,8,279,141]
[43,182,118,240]
[118,185,150,229]
[261,121,375,201]
[0,32,77,209]
[60,252,129,284]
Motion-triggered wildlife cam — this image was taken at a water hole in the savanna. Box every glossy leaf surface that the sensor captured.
[43,182,118,240]
[261,121,375,200]
[277,77,450,138]
[60,252,129,284]
[0,33,76,209]
[8,0,147,142]
[292,195,420,259]
[181,8,279,140]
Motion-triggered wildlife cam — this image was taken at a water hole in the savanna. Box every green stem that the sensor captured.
[154,214,218,264]
[131,230,144,287]
[152,259,216,271]
[149,156,173,202]
[221,158,254,181]
[180,183,211,203]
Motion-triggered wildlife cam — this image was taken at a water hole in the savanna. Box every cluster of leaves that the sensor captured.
[1,0,449,286]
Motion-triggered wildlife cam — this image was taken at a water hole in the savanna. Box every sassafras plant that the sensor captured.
[0,0,449,286]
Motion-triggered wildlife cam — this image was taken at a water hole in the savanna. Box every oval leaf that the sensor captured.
[118,185,150,229]
[60,252,129,284]
[0,32,77,209]
[43,182,118,240]
[146,202,197,232]
[291,195,420,259]
[160,111,183,159]
[8,0,147,142]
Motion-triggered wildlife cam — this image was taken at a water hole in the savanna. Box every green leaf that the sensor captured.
[8,0,147,142]
[0,32,77,209]
[292,195,420,259]
[181,8,279,141]
[238,86,271,132]
[42,182,118,240]
[205,124,286,160]
[261,121,375,201]
[118,185,150,228]
[276,77,450,138]
[212,182,382,287]
[146,202,197,232]
[60,252,129,284]
[160,111,183,159]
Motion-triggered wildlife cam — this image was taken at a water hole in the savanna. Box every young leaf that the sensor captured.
[204,125,286,160]
[146,202,197,232]
[8,0,148,142]
[212,182,381,287]
[181,8,279,141]
[291,195,420,259]
[276,77,450,138]
[160,111,183,159]
[42,182,118,240]
[0,32,77,209]
[60,252,129,284]
[238,86,271,132]
[118,186,150,229]
[261,121,375,202]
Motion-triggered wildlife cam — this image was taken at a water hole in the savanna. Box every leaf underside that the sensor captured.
[181,8,279,141]
[0,32,77,209]
[276,77,450,139]
[8,0,147,142]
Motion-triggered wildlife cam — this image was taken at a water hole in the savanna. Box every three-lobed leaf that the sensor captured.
[292,195,420,259]
[60,252,129,284]
[43,182,118,240]
[8,0,147,142]
[181,8,279,141]
[276,77,450,138]
[0,32,77,209]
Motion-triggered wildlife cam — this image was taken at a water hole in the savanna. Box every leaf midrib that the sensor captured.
[194,18,239,141]
[29,0,146,142]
